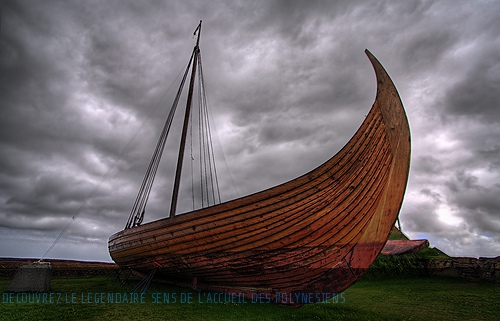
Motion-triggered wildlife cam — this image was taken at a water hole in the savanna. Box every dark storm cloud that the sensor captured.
[478,146,500,171]
[437,2,500,122]
[404,204,453,237]
[444,50,500,122]
[445,171,500,221]
[0,1,161,257]
[413,155,444,175]
[1,0,500,260]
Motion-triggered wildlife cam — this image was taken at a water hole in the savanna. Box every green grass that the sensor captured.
[1,276,498,320]
[361,248,451,280]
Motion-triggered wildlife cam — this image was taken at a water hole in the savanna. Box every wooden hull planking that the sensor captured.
[108,49,410,305]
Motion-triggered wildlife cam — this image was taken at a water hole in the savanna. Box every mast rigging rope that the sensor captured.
[126,51,195,229]
[127,42,223,228]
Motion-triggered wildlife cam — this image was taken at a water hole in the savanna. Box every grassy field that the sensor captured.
[1,275,498,320]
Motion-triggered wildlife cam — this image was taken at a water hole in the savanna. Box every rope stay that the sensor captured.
[189,102,196,211]
[196,53,221,207]
[126,51,195,229]
[131,262,162,294]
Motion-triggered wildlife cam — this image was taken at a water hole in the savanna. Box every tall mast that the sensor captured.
[169,20,202,217]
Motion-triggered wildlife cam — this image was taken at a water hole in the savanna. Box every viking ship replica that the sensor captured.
[109,21,411,305]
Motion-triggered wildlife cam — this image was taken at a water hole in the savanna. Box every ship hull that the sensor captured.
[108,50,411,305]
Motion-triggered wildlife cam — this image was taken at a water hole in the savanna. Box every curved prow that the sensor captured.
[346,50,411,270]
[365,49,411,156]
[366,49,410,211]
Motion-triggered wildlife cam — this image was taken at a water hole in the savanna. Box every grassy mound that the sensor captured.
[362,247,449,280]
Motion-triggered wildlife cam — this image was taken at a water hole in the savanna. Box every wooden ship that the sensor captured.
[108,21,411,305]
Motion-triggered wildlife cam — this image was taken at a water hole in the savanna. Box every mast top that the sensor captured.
[194,20,202,47]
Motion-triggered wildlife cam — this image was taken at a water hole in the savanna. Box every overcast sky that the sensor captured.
[1,0,499,262]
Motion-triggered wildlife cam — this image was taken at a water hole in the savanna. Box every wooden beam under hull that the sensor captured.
[108,49,411,305]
